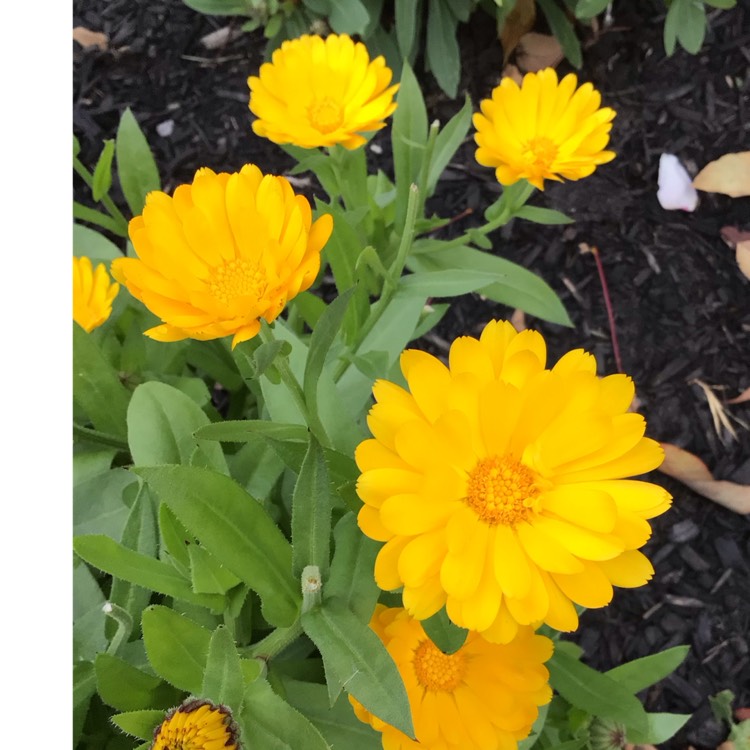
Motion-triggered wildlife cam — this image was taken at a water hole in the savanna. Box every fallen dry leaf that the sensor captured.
[501,63,524,85]
[720,226,750,247]
[736,707,750,721]
[510,308,527,331]
[200,25,242,50]
[516,33,564,73]
[736,240,750,281]
[73,26,108,51]
[693,151,750,198]
[717,742,735,750]
[691,379,738,442]
[499,0,536,63]
[727,386,750,405]
[659,444,750,514]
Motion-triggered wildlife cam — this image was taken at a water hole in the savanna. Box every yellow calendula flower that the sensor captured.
[473,68,616,190]
[350,605,552,750]
[73,255,119,332]
[151,699,239,750]
[356,320,671,643]
[248,33,399,150]
[112,164,333,348]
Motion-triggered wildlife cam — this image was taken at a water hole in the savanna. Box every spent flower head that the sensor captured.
[73,256,119,332]
[248,33,399,150]
[356,320,671,642]
[350,605,552,750]
[112,164,333,348]
[473,68,616,190]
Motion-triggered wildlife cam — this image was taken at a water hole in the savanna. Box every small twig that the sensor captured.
[583,244,623,373]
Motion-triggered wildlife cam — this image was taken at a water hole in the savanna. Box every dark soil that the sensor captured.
[74,1,750,747]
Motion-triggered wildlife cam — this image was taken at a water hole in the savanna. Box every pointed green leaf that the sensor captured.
[240,678,331,750]
[202,625,245,712]
[421,607,468,654]
[158,502,192,576]
[292,436,333,579]
[426,0,460,97]
[74,661,97,745]
[395,0,422,61]
[537,0,582,67]
[116,108,160,216]
[127,382,228,473]
[426,95,472,196]
[137,465,300,626]
[549,648,649,735]
[302,598,413,738]
[195,420,308,443]
[111,710,165,741]
[73,223,122,261]
[142,605,212,693]
[95,652,179,711]
[92,139,115,201]
[189,544,242,595]
[514,206,574,225]
[399,269,505,297]
[606,645,689,693]
[627,712,692,744]
[325,513,379,623]
[74,534,223,610]
[73,322,130,437]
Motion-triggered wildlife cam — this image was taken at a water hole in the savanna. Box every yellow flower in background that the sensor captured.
[152,699,238,750]
[248,33,399,150]
[112,164,333,348]
[350,605,552,750]
[473,68,616,190]
[73,256,119,332]
[356,320,671,643]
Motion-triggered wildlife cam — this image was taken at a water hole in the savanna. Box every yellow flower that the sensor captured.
[473,68,616,190]
[112,164,333,348]
[151,699,239,750]
[73,256,119,332]
[248,34,399,150]
[350,605,552,750]
[356,320,671,643]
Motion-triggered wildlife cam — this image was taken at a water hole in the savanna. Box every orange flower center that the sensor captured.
[208,258,267,305]
[465,455,539,526]
[413,639,466,692]
[524,135,559,174]
[308,97,344,133]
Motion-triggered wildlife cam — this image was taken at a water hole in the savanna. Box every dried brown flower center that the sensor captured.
[465,455,539,526]
[413,639,466,692]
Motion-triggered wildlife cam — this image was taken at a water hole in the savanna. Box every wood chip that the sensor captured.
[693,151,750,198]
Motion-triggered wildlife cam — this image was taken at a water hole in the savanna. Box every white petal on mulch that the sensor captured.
[156,120,174,137]
[657,153,699,211]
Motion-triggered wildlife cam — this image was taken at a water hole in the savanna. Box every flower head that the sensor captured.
[151,698,239,750]
[112,164,333,348]
[73,256,119,332]
[356,320,671,642]
[473,68,616,190]
[248,34,399,150]
[350,605,552,749]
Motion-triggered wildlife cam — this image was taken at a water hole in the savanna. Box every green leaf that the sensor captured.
[142,604,211,693]
[73,661,97,745]
[284,679,382,749]
[549,648,649,735]
[328,0,370,35]
[137,465,300,626]
[92,139,115,201]
[292,436,333,579]
[74,534,223,610]
[514,205,574,225]
[73,468,135,540]
[188,544,242,594]
[116,108,161,216]
[627,712,692,744]
[73,561,108,661]
[127,381,229,473]
[73,322,130,437]
[573,0,611,19]
[95,652,178,711]
[302,598,413,737]
[158,502,192,575]
[73,223,122,261]
[111,710,165,741]
[292,290,327,330]
[421,607,468,654]
[201,625,245,712]
[426,0,460,97]
[666,0,706,54]
[399,269,505,297]
[537,0,583,67]
[518,703,549,750]
[395,0,422,61]
[325,514,380,623]
[704,0,736,7]
[182,0,254,13]
[195,420,308,443]
[73,200,128,236]
[392,62,428,228]
[606,645,690,694]
[303,288,355,418]
[426,95,472,196]
[317,200,360,293]
[240,678,332,749]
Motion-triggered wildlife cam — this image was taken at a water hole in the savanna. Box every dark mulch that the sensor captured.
[74,0,750,746]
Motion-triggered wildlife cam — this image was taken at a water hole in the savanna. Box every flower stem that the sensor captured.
[73,156,130,236]
[244,620,303,661]
[590,246,624,373]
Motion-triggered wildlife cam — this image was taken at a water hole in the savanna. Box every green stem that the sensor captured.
[73,423,129,451]
[244,620,303,660]
[416,120,440,216]
[73,156,130,235]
